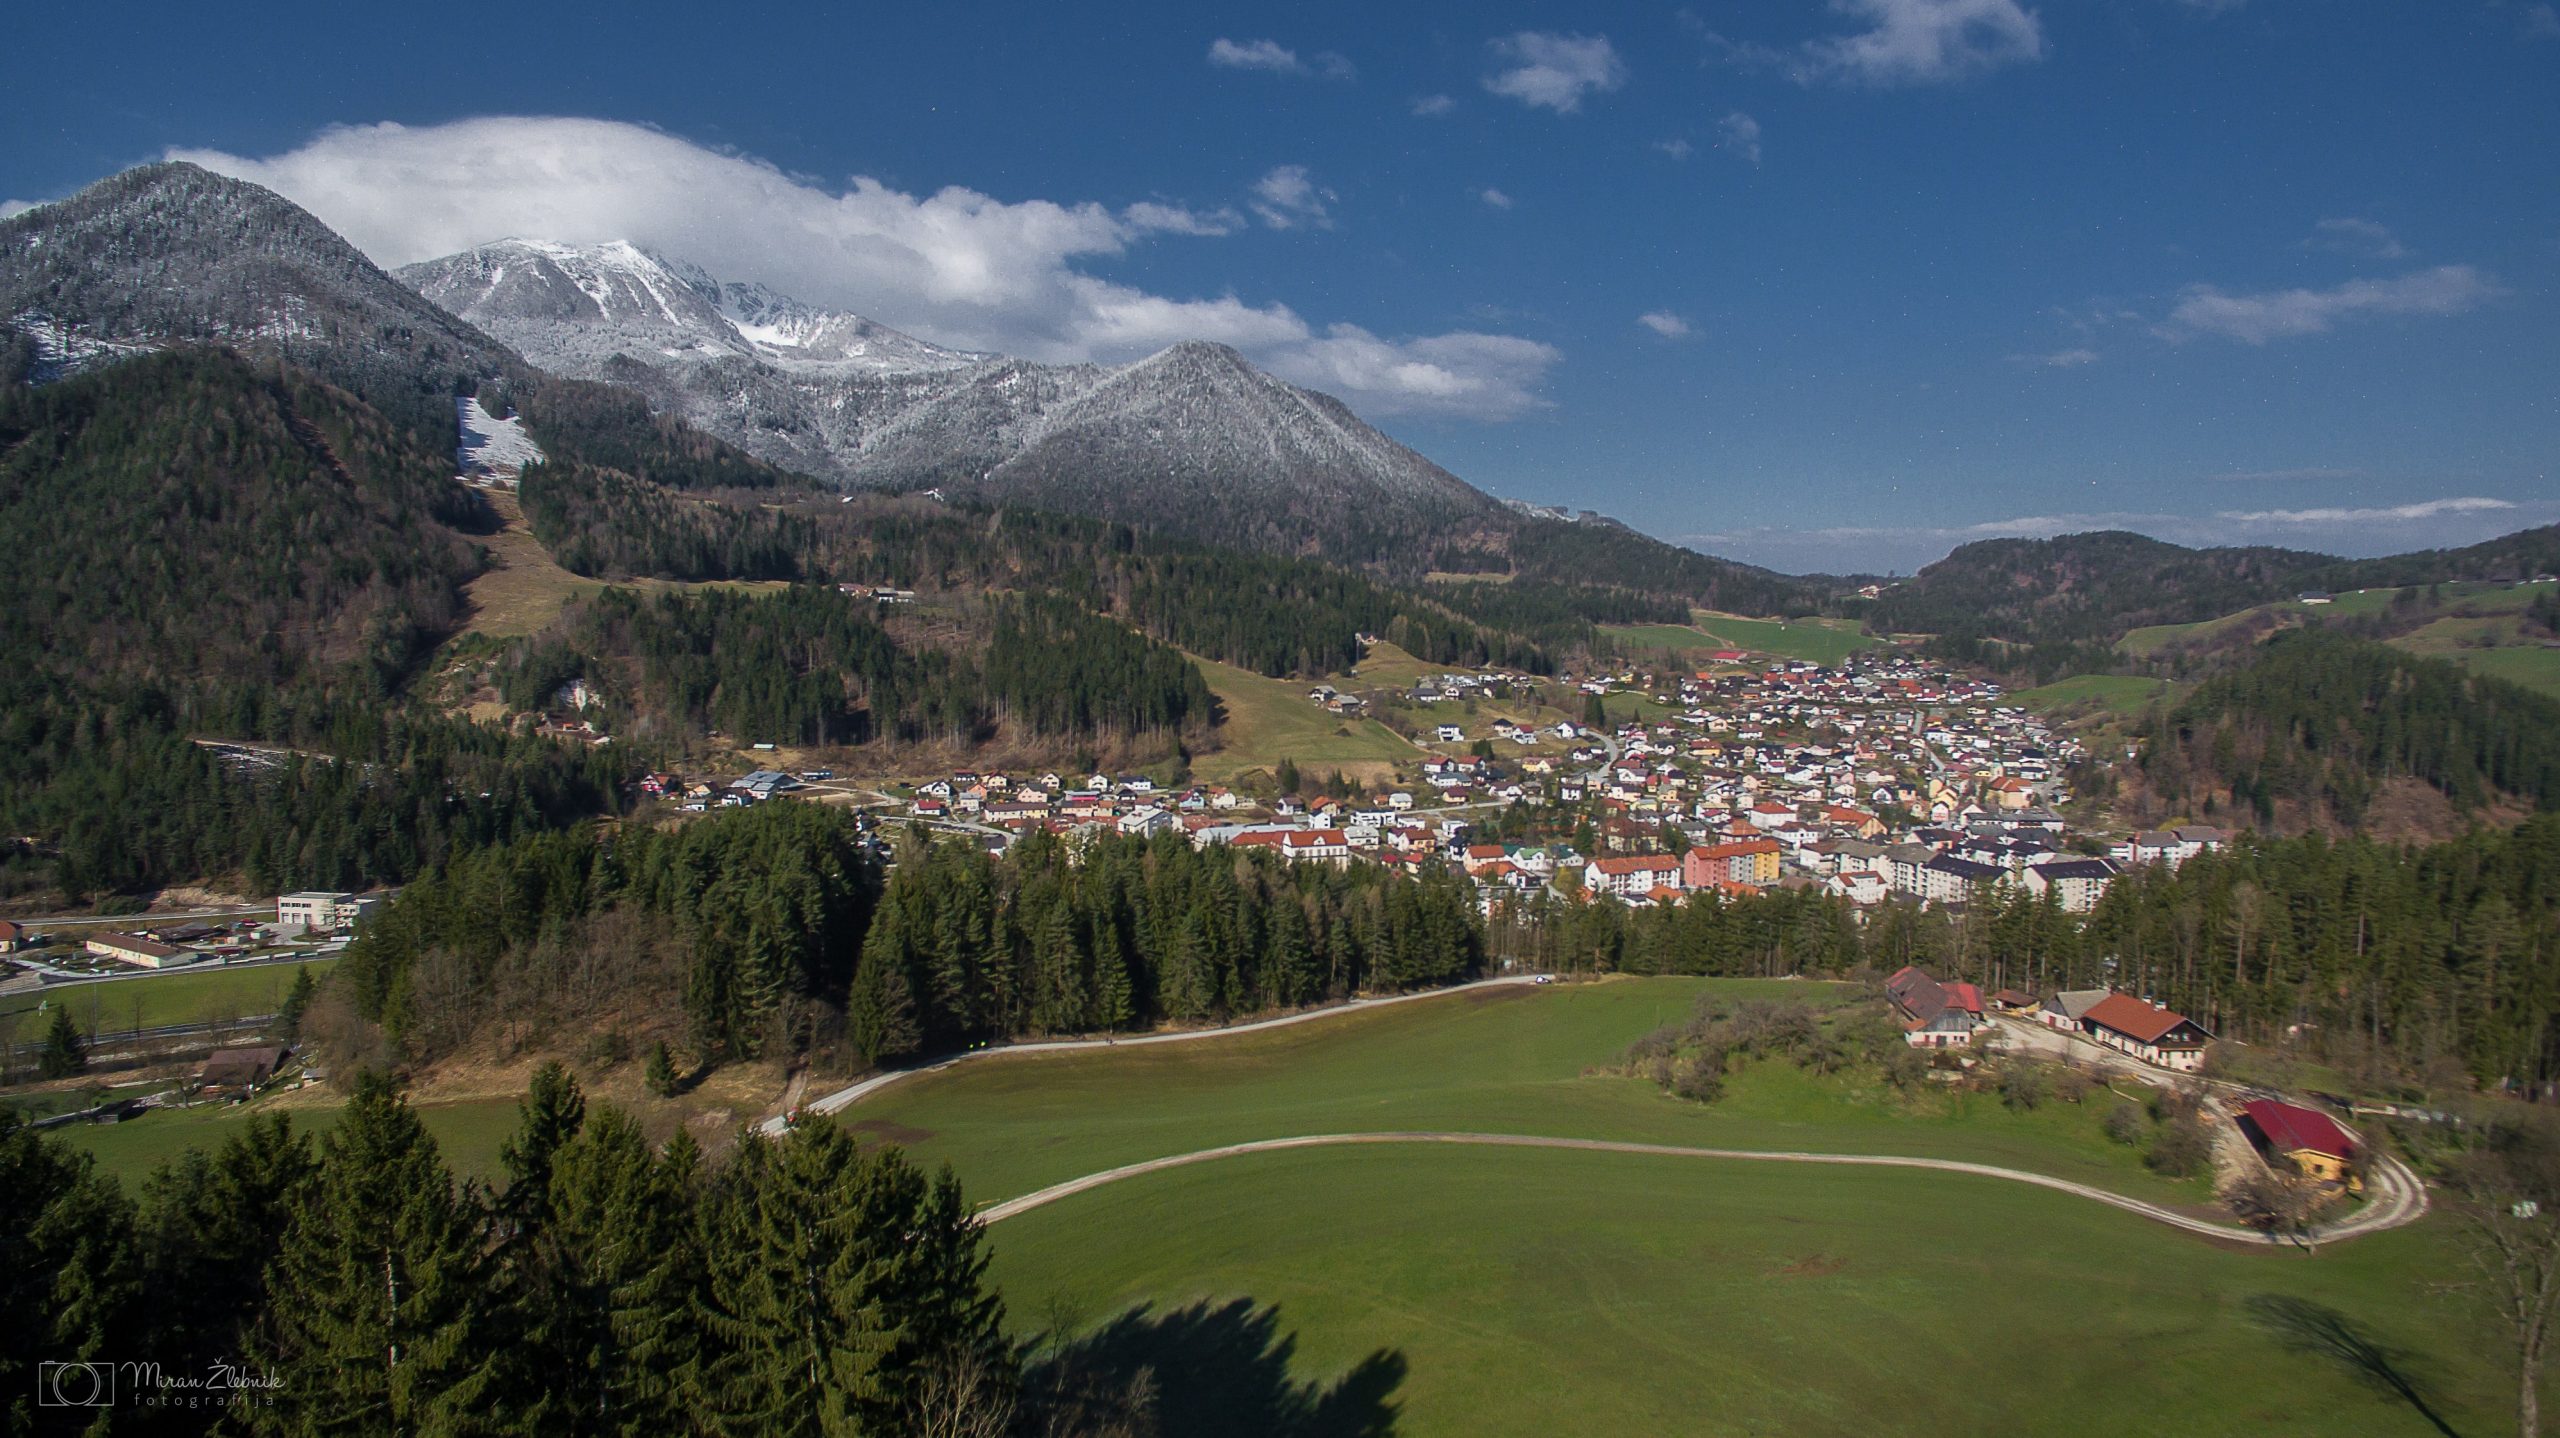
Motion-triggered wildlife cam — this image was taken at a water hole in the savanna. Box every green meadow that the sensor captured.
[845,978,2501,1437]
[990,1142,2492,1438]
[52,1093,522,1189]
[1,957,337,1033]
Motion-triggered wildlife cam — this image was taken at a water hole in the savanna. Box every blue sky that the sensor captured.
[5,1,2555,573]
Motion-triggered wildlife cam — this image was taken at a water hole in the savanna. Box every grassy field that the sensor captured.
[1596,615,1881,668]
[2434,643,2560,697]
[1691,613,1881,666]
[2008,674,2176,716]
[458,491,788,639]
[853,977,2500,1436]
[0,958,337,1033]
[990,1142,2497,1438]
[1598,622,1726,653]
[53,1094,524,1188]
[847,979,2207,1211]
[1191,656,1417,786]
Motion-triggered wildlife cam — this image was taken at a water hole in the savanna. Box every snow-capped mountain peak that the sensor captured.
[401,239,979,377]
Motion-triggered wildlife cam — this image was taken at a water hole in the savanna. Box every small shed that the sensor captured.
[199,1045,291,1094]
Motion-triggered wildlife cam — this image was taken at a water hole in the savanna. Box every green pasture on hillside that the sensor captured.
[1190,656,1417,784]
[989,1142,2496,1438]
[846,978,2203,1210]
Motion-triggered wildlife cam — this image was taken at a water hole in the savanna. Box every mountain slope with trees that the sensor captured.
[2125,629,2560,834]
[1874,526,2560,649]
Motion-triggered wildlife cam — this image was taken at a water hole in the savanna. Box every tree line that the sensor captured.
[336,806,1485,1077]
[4,1066,1030,1438]
[848,828,1485,1065]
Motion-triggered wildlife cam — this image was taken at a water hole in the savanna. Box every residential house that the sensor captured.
[1584,855,1684,898]
[2079,993,2213,1072]
[2024,857,2116,913]
[1886,966,1986,1048]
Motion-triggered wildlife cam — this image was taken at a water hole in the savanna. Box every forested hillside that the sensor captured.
[1873,525,2560,649]
[338,809,1484,1074]
[503,586,1213,751]
[513,462,1564,678]
[0,348,484,693]
[2129,630,2560,831]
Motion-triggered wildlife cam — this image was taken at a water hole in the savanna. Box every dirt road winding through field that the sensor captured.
[975,1130,2430,1247]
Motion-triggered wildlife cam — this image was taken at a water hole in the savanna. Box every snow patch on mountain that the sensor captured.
[456,395,544,479]
[8,310,158,381]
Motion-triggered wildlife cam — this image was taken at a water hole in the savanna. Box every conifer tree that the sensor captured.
[644,1041,679,1099]
[139,1112,315,1383]
[253,1073,497,1437]
[519,1106,706,1437]
[39,1006,86,1079]
[2,1114,143,1438]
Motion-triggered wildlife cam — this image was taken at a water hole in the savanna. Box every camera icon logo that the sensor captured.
[38,1361,113,1408]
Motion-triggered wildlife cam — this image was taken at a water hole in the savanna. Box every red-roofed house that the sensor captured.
[2239,1100,2361,1188]
[2079,993,2213,1072]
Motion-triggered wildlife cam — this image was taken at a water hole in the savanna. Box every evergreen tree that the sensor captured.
[39,1006,86,1079]
[253,1073,498,1437]
[1,1114,143,1438]
[138,1113,316,1391]
[275,965,320,1047]
[517,1106,706,1437]
[644,1041,679,1099]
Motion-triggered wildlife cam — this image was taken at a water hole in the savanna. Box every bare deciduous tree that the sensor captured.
[2451,1114,2560,1438]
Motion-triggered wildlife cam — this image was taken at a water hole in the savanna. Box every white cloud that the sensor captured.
[2012,346,2100,368]
[1249,165,1335,229]
[1637,311,1692,338]
[1478,187,1514,210]
[169,117,1554,420]
[1411,93,1456,117]
[1210,38,1299,73]
[2218,496,2517,525]
[1483,32,1628,113]
[1792,0,2045,86]
[1717,112,1764,165]
[1207,38,1354,79]
[1653,138,1694,160]
[2304,216,2409,260]
[1123,200,1244,236]
[1265,326,1561,421]
[0,199,40,221]
[2159,265,2499,344]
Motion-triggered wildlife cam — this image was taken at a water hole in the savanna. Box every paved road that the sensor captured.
[975,1130,2428,1245]
[762,975,1547,1136]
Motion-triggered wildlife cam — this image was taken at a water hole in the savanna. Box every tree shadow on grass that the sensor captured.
[1024,1296,1406,1438]
[2244,1294,2463,1438]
